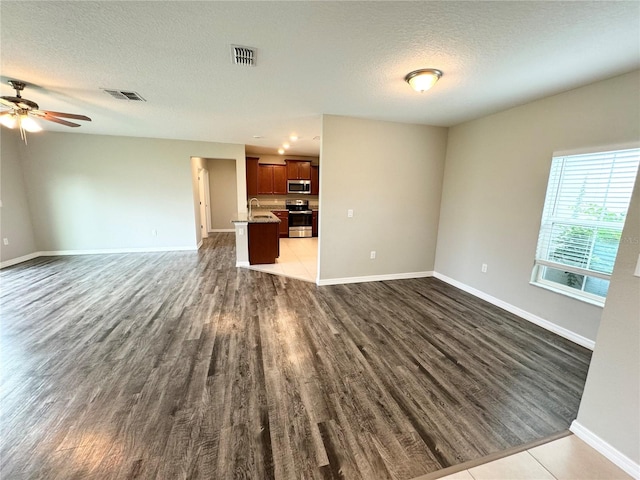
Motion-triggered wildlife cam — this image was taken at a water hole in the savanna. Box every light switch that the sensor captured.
[347,209,353,218]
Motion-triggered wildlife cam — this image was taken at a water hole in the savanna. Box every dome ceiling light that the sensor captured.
[404,68,443,93]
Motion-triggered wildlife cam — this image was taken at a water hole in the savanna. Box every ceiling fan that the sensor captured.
[0,80,91,143]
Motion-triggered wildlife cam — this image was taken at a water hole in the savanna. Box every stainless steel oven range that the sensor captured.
[286,199,312,238]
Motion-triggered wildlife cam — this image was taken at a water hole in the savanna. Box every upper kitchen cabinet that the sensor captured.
[286,160,311,180]
[273,165,287,194]
[311,165,319,195]
[246,157,259,196]
[258,164,287,195]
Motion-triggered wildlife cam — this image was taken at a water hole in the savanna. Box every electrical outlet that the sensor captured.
[2,238,8,246]
[481,263,488,273]
[347,209,354,218]
[370,251,376,259]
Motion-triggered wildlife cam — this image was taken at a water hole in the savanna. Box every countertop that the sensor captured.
[231,210,281,224]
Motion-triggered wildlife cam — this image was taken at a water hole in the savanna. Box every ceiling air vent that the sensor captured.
[231,45,256,66]
[102,89,146,101]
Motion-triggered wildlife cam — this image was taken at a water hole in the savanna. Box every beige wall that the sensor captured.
[435,70,640,341]
[17,132,244,253]
[0,130,37,262]
[576,169,640,466]
[206,158,238,231]
[319,115,447,282]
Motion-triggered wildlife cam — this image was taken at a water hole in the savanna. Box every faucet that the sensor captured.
[248,197,260,218]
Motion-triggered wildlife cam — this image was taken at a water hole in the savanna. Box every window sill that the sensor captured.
[530,281,605,308]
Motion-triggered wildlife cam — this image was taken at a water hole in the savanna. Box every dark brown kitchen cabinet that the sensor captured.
[246,157,259,196]
[286,160,311,180]
[258,164,287,195]
[272,210,289,237]
[312,210,318,237]
[273,165,287,194]
[248,222,279,265]
[311,165,319,195]
[257,165,272,194]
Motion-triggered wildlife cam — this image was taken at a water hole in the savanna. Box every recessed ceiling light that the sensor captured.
[252,135,263,139]
[289,134,298,141]
[278,148,285,154]
[283,143,290,149]
[404,68,443,92]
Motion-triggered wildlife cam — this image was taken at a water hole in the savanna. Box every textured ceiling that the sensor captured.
[1,1,639,156]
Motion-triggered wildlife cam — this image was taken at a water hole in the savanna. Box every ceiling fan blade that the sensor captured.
[40,115,81,127]
[38,110,91,121]
[0,97,17,107]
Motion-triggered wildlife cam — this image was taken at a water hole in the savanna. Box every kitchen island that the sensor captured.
[231,211,281,266]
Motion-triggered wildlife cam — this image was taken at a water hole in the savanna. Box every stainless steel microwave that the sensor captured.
[287,179,311,194]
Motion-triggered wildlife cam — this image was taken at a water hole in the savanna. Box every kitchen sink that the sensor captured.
[251,214,272,219]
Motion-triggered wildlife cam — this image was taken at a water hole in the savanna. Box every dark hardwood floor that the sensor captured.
[0,233,592,479]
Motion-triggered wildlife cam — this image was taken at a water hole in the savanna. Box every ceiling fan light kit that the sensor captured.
[0,111,43,132]
[0,80,91,143]
[0,112,18,129]
[404,68,443,92]
[19,114,43,132]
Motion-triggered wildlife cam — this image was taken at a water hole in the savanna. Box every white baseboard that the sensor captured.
[570,420,640,478]
[197,240,203,250]
[317,271,433,286]
[0,252,41,269]
[433,272,595,350]
[41,246,197,255]
[209,229,235,233]
[1,246,199,269]
[236,260,250,268]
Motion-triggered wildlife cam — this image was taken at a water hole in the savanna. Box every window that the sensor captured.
[532,147,639,306]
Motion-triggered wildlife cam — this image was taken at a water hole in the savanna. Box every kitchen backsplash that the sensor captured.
[251,195,319,210]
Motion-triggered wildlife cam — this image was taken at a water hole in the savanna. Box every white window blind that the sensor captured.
[533,147,639,304]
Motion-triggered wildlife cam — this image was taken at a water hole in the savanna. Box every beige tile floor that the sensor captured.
[248,237,318,283]
[423,435,632,480]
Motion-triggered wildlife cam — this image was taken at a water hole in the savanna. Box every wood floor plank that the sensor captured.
[0,233,592,479]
